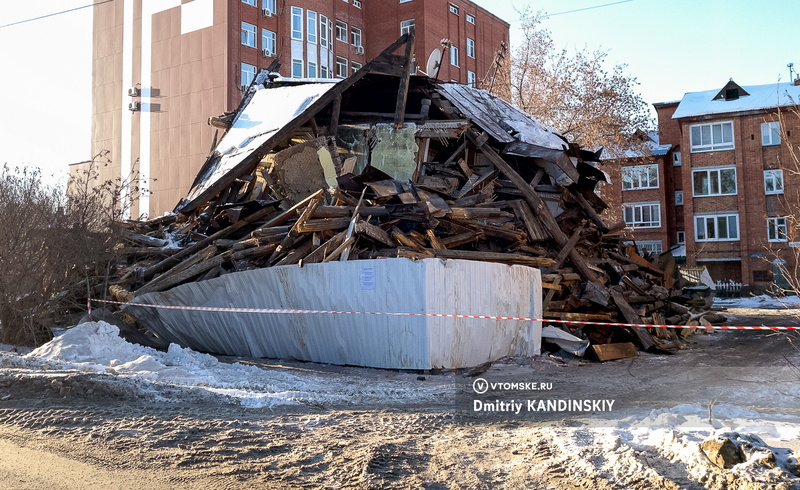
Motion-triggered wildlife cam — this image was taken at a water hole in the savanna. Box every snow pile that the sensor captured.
[714,294,800,309]
[22,321,448,408]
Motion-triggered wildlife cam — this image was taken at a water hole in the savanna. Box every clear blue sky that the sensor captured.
[1,0,799,180]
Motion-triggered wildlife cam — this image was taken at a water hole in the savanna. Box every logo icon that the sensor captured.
[472,377,489,394]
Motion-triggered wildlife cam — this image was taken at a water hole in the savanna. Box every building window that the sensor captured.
[768,217,788,242]
[351,61,362,74]
[351,26,362,47]
[320,16,329,48]
[291,7,303,40]
[466,13,475,24]
[307,11,318,44]
[467,70,476,87]
[633,240,663,256]
[762,121,781,146]
[262,29,276,54]
[690,121,733,152]
[692,166,736,197]
[336,56,348,78]
[291,59,304,78]
[241,22,256,48]
[241,63,256,87]
[621,164,658,190]
[449,4,459,14]
[677,231,686,244]
[400,19,415,36]
[695,213,739,241]
[320,65,330,78]
[353,0,362,7]
[307,61,318,78]
[263,0,276,12]
[466,38,475,58]
[336,20,348,42]
[450,45,459,67]
[400,0,413,3]
[242,0,256,6]
[675,190,683,206]
[623,202,661,229]
[673,151,682,166]
[764,169,784,195]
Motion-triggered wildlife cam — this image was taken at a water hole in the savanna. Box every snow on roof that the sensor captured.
[672,81,800,119]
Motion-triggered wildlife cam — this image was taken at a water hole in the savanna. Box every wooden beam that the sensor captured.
[393,30,416,129]
[466,129,601,283]
[545,226,583,273]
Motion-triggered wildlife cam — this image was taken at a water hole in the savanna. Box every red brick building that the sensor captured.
[602,80,800,289]
[88,0,509,217]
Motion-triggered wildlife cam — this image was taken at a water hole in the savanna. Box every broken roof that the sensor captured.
[672,80,800,119]
[177,33,589,215]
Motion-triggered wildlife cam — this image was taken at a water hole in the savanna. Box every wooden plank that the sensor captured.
[270,191,325,261]
[302,231,347,264]
[449,207,514,220]
[393,30,416,129]
[541,282,562,291]
[569,187,609,232]
[439,230,483,248]
[426,229,446,249]
[609,289,656,351]
[119,230,168,248]
[466,129,601,284]
[297,217,352,232]
[545,226,583,273]
[511,200,551,243]
[544,312,616,321]
[416,248,554,267]
[608,251,664,277]
[322,236,357,262]
[541,276,561,311]
[591,342,638,362]
[355,221,396,247]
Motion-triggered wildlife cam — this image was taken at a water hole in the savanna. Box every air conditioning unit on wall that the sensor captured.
[128,101,140,111]
[263,8,273,17]
[263,48,273,58]
[127,86,139,97]
[356,45,364,55]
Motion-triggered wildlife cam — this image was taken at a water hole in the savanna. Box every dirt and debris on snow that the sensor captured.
[0,309,798,488]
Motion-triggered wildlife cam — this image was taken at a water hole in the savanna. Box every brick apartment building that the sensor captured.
[88,0,509,217]
[601,79,800,289]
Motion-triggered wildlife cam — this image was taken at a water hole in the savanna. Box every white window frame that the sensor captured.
[241,22,257,48]
[400,19,415,36]
[623,202,661,229]
[335,56,348,78]
[672,151,682,166]
[291,59,304,78]
[762,121,781,146]
[690,121,734,152]
[467,70,476,87]
[307,61,318,78]
[241,63,256,88]
[262,0,276,12]
[692,166,737,197]
[261,29,276,54]
[768,217,788,242]
[336,20,348,42]
[449,3,459,14]
[450,45,459,67]
[307,11,318,44]
[764,169,784,195]
[320,65,330,78]
[351,61,362,74]
[695,213,740,242]
[351,26,362,47]
[621,164,659,191]
[353,0,362,7]
[242,0,256,6]
[400,0,413,3]
[466,38,475,58]
[677,231,686,244]
[291,7,303,41]
[466,13,475,24]
[319,15,330,48]
[675,190,684,206]
[634,240,663,256]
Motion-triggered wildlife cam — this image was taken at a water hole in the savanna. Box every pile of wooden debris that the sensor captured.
[88,33,721,360]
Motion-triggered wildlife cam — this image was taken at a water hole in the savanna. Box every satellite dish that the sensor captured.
[425,49,443,80]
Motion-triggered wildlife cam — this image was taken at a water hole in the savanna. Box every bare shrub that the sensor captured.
[0,154,121,346]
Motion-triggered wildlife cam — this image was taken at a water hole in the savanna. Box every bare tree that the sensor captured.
[510,10,654,157]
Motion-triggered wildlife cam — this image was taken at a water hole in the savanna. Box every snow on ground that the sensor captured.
[13,321,449,408]
[714,294,800,309]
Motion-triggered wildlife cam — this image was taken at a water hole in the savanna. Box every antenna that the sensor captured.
[789,62,795,82]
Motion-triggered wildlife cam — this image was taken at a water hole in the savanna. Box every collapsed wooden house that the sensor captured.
[103,33,719,368]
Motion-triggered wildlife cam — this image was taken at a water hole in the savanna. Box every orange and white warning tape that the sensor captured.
[87,298,800,331]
